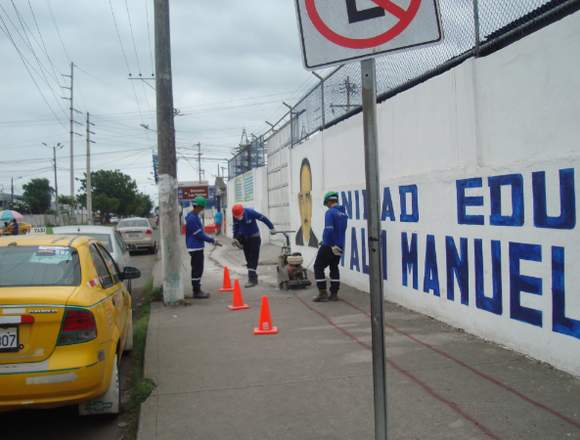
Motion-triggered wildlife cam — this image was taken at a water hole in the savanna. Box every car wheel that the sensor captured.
[124,314,134,352]
[78,354,120,416]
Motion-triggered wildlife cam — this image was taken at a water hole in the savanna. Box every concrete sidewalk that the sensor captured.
[139,241,580,440]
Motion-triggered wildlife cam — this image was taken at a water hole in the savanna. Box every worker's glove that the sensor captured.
[331,246,344,257]
[232,239,242,249]
[213,241,223,247]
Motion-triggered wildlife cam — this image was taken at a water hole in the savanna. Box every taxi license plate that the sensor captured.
[0,327,18,352]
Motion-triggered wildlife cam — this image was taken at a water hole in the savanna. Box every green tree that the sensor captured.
[78,170,152,221]
[57,195,76,207]
[130,193,154,217]
[22,178,53,214]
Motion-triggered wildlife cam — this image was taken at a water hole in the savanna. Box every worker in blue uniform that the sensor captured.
[186,196,220,298]
[313,191,348,302]
[232,203,275,288]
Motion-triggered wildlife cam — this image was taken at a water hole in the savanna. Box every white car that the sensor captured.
[116,217,157,254]
[52,225,132,290]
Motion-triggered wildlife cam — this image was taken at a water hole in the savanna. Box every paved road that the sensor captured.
[0,249,158,440]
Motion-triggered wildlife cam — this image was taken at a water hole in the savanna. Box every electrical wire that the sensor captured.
[107,0,145,125]
[27,0,61,86]
[0,12,66,130]
[124,0,143,75]
[46,0,71,63]
[144,0,155,75]
[1,2,68,119]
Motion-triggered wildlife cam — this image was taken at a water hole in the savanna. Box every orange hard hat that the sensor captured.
[232,204,244,219]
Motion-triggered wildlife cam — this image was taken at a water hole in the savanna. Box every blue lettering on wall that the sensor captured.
[400,185,419,223]
[446,236,469,304]
[402,232,418,289]
[475,239,503,314]
[361,228,369,275]
[350,227,360,272]
[552,247,580,340]
[423,234,440,296]
[489,174,524,226]
[457,178,484,225]
[509,242,543,327]
[381,187,395,221]
[533,168,576,229]
[341,191,353,219]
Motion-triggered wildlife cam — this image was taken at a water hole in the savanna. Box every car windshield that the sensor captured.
[58,233,113,252]
[0,246,81,287]
[118,219,149,228]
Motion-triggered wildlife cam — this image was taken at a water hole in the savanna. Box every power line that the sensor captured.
[124,0,143,75]
[46,0,71,62]
[108,0,145,125]
[27,0,61,86]
[0,147,152,166]
[0,2,67,119]
[0,11,66,130]
[144,0,155,76]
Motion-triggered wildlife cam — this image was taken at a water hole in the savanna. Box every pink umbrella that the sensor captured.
[0,210,24,222]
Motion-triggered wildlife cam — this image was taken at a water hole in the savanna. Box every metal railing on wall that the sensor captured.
[260,0,578,151]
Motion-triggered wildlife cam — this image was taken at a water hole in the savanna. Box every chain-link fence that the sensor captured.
[228,136,266,178]
[262,0,577,151]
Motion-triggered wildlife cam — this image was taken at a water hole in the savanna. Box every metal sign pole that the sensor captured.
[361,57,388,440]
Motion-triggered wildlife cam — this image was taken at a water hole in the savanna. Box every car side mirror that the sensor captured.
[121,266,141,281]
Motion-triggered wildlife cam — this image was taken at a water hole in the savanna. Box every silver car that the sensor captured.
[52,225,133,291]
[116,217,158,254]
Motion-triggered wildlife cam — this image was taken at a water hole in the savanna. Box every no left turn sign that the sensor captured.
[294,0,443,69]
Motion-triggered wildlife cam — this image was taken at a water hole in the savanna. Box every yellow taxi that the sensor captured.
[0,235,140,415]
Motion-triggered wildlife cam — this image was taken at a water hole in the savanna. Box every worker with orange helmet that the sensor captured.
[231,203,275,288]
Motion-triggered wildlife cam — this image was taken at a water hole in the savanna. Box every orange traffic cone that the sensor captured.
[228,279,249,311]
[219,266,234,292]
[254,296,278,335]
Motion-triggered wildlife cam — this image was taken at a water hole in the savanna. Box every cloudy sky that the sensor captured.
[0,0,317,203]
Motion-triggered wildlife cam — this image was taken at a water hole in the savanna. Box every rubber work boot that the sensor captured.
[245,279,258,288]
[313,289,329,302]
[193,290,210,299]
[328,291,339,302]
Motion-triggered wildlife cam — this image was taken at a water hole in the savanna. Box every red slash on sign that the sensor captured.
[305,0,421,49]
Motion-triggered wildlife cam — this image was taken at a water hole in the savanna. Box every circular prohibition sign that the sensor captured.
[305,0,422,49]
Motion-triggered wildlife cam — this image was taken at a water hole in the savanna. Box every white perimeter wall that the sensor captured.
[284,12,580,376]
[226,167,272,243]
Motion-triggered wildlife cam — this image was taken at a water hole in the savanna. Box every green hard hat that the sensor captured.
[192,196,207,208]
[323,191,339,205]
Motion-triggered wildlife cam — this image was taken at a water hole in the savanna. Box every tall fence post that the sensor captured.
[473,0,481,56]
[312,72,325,129]
[283,102,294,147]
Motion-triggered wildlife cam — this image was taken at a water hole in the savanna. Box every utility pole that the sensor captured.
[196,142,202,183]
[155,0,183,304]
[42,142,64,223]
[86,113,96,225]
[61,62,82,204]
